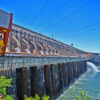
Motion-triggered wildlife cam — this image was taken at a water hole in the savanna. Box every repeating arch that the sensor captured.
[21,38,30,48]
[10,36,20,47]
[30,41,37,50]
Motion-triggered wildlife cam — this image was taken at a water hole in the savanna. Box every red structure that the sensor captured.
[0,9,13,55]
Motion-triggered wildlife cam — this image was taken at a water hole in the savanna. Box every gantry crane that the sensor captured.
[0,9,13,55]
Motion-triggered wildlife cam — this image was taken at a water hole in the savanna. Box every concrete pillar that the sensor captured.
[80,61,83,75]
[76,61,80,77]
[30,67,39,97]
[54,65,60,97]
[22,68,28,96]
[68,62,73,84]
[58,63,64,94]
[78,61,81,75]
[84,61,87,72]
[37,67,45,97]
[50,64,57,99]
[73,62,77,79]
[16,68,28,100]
[16,68,23,100]
[80,61,82,74]
[83,61,85,72]
[81,61,84,74]
[30,66,45,97]
[67,62,70,86]
[26,67,31,97]
[62,63,68,88]
[71,62,74,83]
[44,65,52,97]
[10,68,17,99]
[48,64,60,98]
[77,61,80,75]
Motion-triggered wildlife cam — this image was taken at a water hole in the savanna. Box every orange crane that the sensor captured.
[0,9,13,55]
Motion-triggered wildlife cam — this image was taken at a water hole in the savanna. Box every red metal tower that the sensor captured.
[0,9,13,55]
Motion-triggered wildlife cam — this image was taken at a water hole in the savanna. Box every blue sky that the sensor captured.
[0,0,100,53]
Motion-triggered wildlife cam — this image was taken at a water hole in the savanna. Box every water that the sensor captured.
[87,62,99,72]
[58,64,100,100]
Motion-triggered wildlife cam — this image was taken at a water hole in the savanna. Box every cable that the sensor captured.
[31,0,49,24]
[38,0,72,26]
[46,0,94,27]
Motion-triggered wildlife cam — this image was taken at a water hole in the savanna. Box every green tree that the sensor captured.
[0,75,14,100]
[24,95,34,100]
[33,94,40,100]
[76,91,90,100]
[42,95,49,100]
[3,95,14,100]
[24,94,50,100]
[0,75,12,96]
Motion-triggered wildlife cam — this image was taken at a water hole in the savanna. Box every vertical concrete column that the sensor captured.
[79,61,82,75]
[84,61,86,72]
[53,64,60,97]
[76,61,79,76]
[16,67,28,100]
[81,61,84,73]
[30,67,39,97]
[16,68,23,100]
[83,61,86,73]
[62,63,68,88]
[67,62,70,86]
[78,61,81,75]
[37,66,45,97]
[22,68,28,96]
[80,61,83,74]
[73,62,78,79]
[68,62,73,84]
[58,63,64,94]
[26,67,31,97]
[72,62,74,82]
[44,65,52,97]
[76,61,80,77]
[84,61,87,72]
[51,64,57,99]
[80,61,82,74]
[74,61,78,79]
[71,62,74,83]
[30,66,45,97]
[79,61,87,75]
[11,68,17,99]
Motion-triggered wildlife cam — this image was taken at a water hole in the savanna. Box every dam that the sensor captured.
[0,9,89,100]
[0,56,88,100]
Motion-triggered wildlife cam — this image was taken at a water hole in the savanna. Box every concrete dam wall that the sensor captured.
[0,56,87,100]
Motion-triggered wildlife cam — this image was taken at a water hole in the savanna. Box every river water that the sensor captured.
[58,68,100,100]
